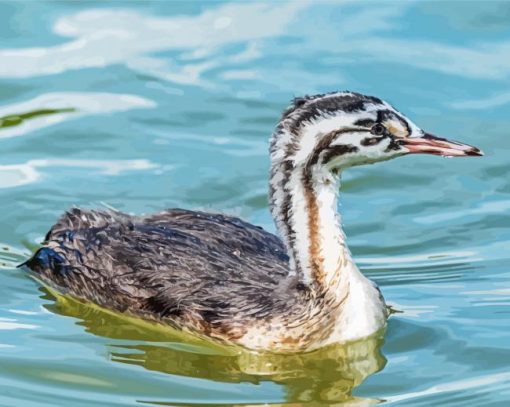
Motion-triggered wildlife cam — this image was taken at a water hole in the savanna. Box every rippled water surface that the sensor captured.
[0,1,509,406]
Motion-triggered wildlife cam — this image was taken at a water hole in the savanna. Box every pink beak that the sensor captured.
[401,133,483,157]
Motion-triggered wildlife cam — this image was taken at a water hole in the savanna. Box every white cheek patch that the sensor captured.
[361,137,396,159]
[365,138,393,159]
[293,113,355,164]
[327,137,395,170]
[329,131,367,147]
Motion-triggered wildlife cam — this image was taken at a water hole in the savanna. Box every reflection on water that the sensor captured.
[43,288,386,405]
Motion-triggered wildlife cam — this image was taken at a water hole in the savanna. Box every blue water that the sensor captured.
[0,1,509,406]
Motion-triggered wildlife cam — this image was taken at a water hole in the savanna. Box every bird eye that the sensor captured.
[371,124,385,135]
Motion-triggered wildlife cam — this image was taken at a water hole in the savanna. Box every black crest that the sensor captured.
[280,91,384,134]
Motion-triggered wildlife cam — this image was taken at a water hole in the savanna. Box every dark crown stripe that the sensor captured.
[354,118,376,127]
[283,92,385,134]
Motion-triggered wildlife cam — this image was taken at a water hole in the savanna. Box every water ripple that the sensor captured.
[0,92,155,139]
[0,317,37,330]
[414,199,510,225]
[386,371,510,404]
[0,158,158,189]
[1,1,508,92]
[0,3,307,85]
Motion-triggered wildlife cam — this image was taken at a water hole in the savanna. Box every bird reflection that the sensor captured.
[42,288,386,405]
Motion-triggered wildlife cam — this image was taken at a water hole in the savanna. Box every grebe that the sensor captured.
[23,91,482,353]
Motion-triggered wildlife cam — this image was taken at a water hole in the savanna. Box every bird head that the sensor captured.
[271,91,482,176]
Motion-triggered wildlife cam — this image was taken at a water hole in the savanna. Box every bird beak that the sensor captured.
[400,133,483,157]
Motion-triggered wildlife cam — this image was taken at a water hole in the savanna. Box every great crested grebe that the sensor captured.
[22,91,482,353]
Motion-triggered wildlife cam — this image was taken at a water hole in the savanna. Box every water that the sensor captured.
[0,1,508,405]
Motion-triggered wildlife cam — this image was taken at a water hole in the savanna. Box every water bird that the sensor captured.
[22,91,482,353]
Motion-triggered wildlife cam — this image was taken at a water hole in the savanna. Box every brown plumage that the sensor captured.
[23,208,307,342]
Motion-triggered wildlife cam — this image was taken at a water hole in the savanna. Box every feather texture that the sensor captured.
[24,208,308,345]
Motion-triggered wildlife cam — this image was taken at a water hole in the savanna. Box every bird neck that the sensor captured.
[270,162,354,294]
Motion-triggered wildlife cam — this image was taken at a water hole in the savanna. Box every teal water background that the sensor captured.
[0,1,509,406]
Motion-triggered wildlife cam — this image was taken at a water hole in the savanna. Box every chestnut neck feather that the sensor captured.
[270,157,353,296]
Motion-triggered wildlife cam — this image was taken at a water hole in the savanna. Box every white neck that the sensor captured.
[270,162,354,294]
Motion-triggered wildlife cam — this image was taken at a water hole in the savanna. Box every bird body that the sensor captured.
[26,207,386,352]
[23,91,482,352]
